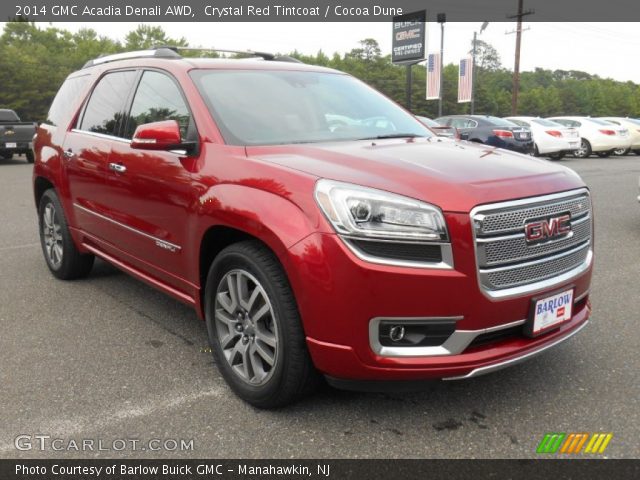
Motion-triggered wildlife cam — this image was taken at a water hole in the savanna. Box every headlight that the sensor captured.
[314,179,448,242]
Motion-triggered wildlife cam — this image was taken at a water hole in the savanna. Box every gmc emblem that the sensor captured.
[524,214,571,244]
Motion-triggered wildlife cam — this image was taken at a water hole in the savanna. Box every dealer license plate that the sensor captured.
[530,289,573,335]
[5,142,17,148]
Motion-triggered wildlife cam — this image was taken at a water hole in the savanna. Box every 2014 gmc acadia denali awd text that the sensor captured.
[33,48,593,408]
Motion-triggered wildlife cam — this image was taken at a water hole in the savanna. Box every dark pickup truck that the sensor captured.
[0,109,36,163]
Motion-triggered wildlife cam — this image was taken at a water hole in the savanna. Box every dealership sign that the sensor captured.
[391,10,426,64]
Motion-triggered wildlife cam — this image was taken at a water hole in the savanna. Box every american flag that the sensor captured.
[426,53,441,100]
[458,56,473,103]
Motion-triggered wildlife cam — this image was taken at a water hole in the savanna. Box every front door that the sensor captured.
[103,70,198,293]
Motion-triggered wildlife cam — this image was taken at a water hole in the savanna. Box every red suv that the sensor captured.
[33,48,593,408]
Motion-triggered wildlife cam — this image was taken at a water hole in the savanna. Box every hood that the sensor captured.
[246,137,586,212]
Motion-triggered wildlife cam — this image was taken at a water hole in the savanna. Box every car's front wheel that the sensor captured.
[613,147,629,156]
[596,151,611,158]
[204,241,319,408]
[548,152,565,160]
[26,150,35,163]
[38,189,94,279]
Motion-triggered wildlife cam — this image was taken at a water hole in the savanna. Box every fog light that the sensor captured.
[389,325,406,342]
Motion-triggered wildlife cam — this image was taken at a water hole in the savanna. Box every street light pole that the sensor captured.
[471,31,477,115]
[437,13,446,117]
[470,22,489,116]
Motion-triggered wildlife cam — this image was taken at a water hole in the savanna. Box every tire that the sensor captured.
[26,150,35,163]
[596,151,611,158]
[548,152,565,160]
[533,145,540,157]
[38,189,94,280]
[613,147,629,156]
[573,139,592,158]
[634,150,640,156]
[204,240,319,408]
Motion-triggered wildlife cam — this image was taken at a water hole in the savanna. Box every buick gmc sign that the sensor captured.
[392,10,426,64]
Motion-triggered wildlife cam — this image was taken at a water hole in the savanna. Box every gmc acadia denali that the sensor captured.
[33,48,593,408]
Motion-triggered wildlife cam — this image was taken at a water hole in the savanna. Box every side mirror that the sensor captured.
[131,120,185,151]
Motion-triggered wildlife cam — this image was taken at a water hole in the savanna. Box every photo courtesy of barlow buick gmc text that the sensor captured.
[0,0,638,479]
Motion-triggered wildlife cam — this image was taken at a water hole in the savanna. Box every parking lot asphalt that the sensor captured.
[0,153,638,459]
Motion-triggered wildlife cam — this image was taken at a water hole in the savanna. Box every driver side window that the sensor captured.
[124,71,192,140]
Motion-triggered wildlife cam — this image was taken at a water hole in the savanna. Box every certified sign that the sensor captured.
[392,10,426,64]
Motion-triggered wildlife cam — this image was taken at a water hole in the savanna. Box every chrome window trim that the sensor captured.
[70,128,131,144]
[74,203,181,252]
[443,320,589,380]
[369,316,526,357]
[470,188,593,300]
[342,237,454,270]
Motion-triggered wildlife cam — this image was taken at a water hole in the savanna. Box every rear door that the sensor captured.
[64,70,137,242]
[103,69,198,290]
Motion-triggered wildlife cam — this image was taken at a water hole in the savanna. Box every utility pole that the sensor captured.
[507,0,534,115]
[406,64,413,111]
[437,13,446,117]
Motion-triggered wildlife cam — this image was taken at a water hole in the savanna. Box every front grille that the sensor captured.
[472,190,592,293]
[477,194,590,235]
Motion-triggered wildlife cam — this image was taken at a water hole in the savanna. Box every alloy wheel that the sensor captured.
[214,269,279,386]
[42,203,63,268]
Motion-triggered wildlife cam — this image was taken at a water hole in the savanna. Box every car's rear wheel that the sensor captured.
[204,241,319,408]
[548,152,565,160]
[596,151,611,158]
[634,150,640,156]
[613,147,629,156]
[573,139,592,158]
[38,189,94,279]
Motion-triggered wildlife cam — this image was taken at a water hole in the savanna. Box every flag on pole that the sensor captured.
[426,53,441,100]
[458,56,473,103]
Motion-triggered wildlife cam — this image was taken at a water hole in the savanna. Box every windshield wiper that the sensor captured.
[358,133,425,140]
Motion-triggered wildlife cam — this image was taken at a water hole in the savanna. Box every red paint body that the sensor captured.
[33,57,592,383]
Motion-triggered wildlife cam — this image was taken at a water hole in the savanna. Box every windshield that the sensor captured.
[190,69,432,146]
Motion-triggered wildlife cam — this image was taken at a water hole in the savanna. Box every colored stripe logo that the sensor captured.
[537,433,613,454]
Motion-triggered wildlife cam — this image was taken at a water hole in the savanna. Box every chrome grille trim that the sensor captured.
[479,215,591,267]
[471,189,593,300]
[474,190,591,236]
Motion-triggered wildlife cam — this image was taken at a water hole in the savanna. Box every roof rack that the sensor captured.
[156,46,303,64]
[82,47,181,68]
[82,46,303,69]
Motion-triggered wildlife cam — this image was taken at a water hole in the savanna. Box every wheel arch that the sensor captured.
[193,184,319,319]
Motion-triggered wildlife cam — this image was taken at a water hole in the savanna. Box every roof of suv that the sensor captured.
[79,48,340,75]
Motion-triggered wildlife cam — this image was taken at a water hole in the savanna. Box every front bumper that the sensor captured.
[286,216,592,382]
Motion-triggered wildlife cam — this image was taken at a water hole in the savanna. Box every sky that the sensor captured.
[4,22,640,82]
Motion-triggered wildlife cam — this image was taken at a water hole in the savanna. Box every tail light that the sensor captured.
[493,129,514,138]
[545,130,562,137]
[599,129,616,136]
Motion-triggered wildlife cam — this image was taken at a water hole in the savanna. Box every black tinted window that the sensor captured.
[79,71,136,135]
[124,71,191,140]
[47,75,90,127]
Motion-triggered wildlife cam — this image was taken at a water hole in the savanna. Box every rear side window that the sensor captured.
[531,118,560,127]
[46,75,90,127]
[79,71,137,136]
[124,71,191,140]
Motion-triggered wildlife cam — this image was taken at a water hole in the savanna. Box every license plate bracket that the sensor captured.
[525,287,574,337]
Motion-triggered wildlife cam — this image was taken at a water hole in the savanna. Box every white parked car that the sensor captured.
[548,116,632,158]
[597,117,640,156]
[505,116,579,160]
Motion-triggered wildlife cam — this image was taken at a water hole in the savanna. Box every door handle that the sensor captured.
[109,162,127,174]
[63,149,74,159]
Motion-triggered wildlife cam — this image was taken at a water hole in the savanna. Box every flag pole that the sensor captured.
[437,13,446,117]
